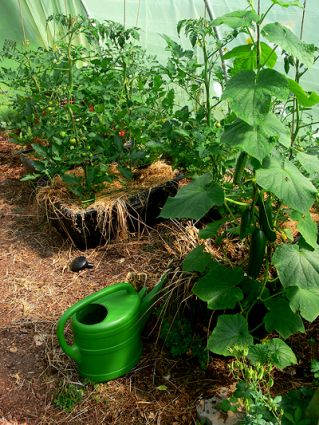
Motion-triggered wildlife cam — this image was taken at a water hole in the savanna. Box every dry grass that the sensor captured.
[36,161,179,247]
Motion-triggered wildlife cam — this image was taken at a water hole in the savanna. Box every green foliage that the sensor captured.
[222,114,290,162]
[255,157,317,213]
[159,316,208,369]
[53,383,84,412]
[310,359,319,381]
[207,314,253,356]
[281,387,316,425]
[160,173,224,220]
[221,346,284,423]
[160,18,236,176]
[263,298,305,338]
[221,69,289,126]
[261,22,316,68]
[193,262,244,309]
[0,15,172,202]
[160,0,319,372]
[248,339,297,370]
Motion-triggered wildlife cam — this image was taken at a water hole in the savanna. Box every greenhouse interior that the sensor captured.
[0,0,319,424]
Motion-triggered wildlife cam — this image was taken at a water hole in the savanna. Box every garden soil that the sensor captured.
[0,134,318,425]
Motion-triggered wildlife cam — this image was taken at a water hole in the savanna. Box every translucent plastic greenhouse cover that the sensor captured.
[0,0,88,46]
[1,0,318,91]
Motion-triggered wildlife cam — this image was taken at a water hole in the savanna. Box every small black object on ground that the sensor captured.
[70,256,94,272]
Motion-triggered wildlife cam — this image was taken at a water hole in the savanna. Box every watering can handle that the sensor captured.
[56,282,136,362]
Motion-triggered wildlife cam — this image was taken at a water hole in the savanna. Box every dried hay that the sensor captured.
[36,161,179,245]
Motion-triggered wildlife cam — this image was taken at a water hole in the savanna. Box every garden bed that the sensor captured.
[36,162,182,249]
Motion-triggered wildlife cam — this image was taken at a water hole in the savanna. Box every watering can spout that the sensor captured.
[139,272,167,325]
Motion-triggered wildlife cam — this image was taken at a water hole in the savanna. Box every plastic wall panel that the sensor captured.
[83,0,318,92]
[0,0,87,47]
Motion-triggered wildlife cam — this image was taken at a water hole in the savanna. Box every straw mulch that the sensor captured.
[0,136,230,425]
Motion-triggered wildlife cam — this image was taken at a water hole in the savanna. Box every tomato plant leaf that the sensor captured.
[182,245,212,273]
[20,173,41,181]
[222,113,290,162]
[222,69,289,126]
[291,210,318,249]
[256,157,317,213]
[159,173,224,220]
[211,10,259,29]
[207,314,253,356]
[248,338,297,369]
[264,297,305,338]
[262,22,316,68]
[286,287,319,322]
[31,143,48,158]
[272,244,319,289]
[193,263,244,309]
[288,79,319,107]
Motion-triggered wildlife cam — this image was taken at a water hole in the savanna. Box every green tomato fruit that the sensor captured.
[69,138,77,144]
[59,131,67,138]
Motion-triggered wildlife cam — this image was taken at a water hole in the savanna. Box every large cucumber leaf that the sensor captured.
[291,210,318,249]
[256,157,317,213]
[272,244,319,289]
[262,22,316,68]
[264,297,305,338]
[248,338,297,369]
[207,314,253,356]
[221,113,290,162]
[182,245,212,273]
[211,10,259,29]
[286,287,319,322]
[296,151,319,175]
[288,79,319,107]
[221,69,289,126]
[192,262,244,310]
[223,42,277,71]
[159,173,224,220]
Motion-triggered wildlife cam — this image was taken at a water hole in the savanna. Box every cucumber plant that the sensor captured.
[160,0,319,367]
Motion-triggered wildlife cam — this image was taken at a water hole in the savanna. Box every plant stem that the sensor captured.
[224,197,248,207]
[260,44,278,68]
[298,120,319,129]
[203,0,228,82]
[260,290,285,303]
[300,0,307,40]
[256,0,261,69]
[290,0,307,156]
[202,39,211,126]
[258,3,275,25]
[223,198,236,221]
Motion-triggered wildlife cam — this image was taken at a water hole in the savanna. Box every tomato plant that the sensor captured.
[0,16,173,201]
[156,18,237,176]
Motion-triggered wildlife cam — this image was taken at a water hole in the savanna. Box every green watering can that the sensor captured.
[56,276,165,383]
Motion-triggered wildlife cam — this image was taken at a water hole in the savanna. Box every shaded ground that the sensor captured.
[0,135,318,424]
